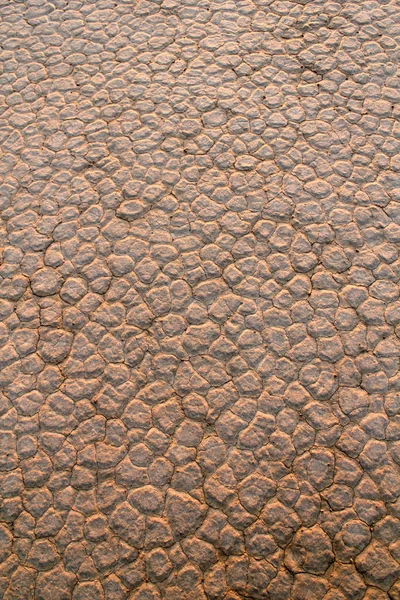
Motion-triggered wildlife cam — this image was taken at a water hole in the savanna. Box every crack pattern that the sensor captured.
[0,0,400,599]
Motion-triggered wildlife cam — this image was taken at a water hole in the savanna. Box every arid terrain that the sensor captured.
[1,0,400,598]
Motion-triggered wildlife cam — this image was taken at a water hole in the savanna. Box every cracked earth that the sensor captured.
[1,0,400,599]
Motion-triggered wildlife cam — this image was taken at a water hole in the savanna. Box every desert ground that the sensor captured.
[0,0,400,598]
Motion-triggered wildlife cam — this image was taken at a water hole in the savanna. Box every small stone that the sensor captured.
[109,502,145,547]
[72,581,105,600]
[31,268,62,297]
[128,486,164,515]
[355,541,400,591]
[38,329,73,364]
[145,548,173,582]
[35,566,76,600]
[130,583,161,600]
[339,387,369,417]
[27,539,59,571]
[285,526,334,575]
[166,491,207,538]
